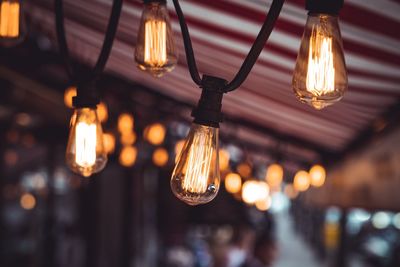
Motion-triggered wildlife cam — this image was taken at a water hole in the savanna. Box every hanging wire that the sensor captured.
[171,0,285,91]
[54,0,123,86]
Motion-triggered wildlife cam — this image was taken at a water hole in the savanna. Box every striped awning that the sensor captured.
[27,0,400,154]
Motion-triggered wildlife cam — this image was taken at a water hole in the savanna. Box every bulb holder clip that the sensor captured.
[191,75,226,128]
[72,83,100,108]
[306,0,343,15]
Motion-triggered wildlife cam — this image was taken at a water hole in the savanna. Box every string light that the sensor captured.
[144,123,166,145]
[118,113,134,134]
[293,12,347,109]
[66,107,107,177]
[224,172,242,194]
[309,164,326,187]
[293,170,311,192]
[152,147,169,167]
[0,0,26,47]
[135,0,177,77]
[171,124,220,205]
[265,163,283,188]
[119,146,138,167]
[20,193,36,210]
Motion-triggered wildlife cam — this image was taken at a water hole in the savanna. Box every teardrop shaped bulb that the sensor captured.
[170,123,220,205]
[135,2,177,77]
[66,107,107,177]
[0,0,26,47]
[293,13,347,110]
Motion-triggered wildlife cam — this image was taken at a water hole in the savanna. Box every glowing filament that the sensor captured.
[182,133,214,194]
[0,1,19,37]
[144,20,167,67]
[306,26,335,96]
[75,122,97,167]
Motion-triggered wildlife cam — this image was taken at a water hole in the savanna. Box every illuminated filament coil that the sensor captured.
[0,1,19,37]
[182,134,214,194]
[306,25,335,96]
[144,20,167,67]
[75,122,97,167]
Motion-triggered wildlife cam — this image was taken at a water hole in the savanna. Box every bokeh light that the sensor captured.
[219,149,230,171]
[144,123,166,145]
[309,164,326,187]
[103,133,116,154]
[20,193,36,210]
[64,86,77,108]
[118,113,134,134]
[119,146,138,167]
[265,163,284,187]
[224,173,242,194]
[293,170,310,192]
[152,147,169,167]
[97,102,108,123]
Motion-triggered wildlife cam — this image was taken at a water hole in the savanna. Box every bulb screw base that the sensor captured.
[72,83,100,109]
[191,75,227,128]
[306,0,343,15]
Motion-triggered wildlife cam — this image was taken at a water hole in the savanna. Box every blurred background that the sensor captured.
[1,0,400,267]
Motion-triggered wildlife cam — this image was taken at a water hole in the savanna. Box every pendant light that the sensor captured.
[170,0,284,205]
[293,0,347,110]
[135,0,177,77]
[65,87,107,177]
[0,0,26,47]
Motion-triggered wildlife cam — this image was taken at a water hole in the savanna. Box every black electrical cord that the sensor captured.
[172,0,285,91]
[171,0,202,86]
[54,0,123,96]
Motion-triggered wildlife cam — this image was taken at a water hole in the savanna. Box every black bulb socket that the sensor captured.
[306,0,344,15]
[72,83,100,109]
[191,75,226,128]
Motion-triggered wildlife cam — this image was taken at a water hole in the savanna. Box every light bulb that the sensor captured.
[0,0,26,47]
[265,163,283,187]
[293,170,311,192]
[309,164,326,187]
[224,172,241,194]
[135,1,177,77]
[66,107,107,177]
[170,123,220,205]
[293,13,347,110]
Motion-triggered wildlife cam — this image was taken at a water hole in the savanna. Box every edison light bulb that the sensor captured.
[0,0,26,47]
[66,108,107,177]
[293,13,347,110]
[135,1,177,77]
[171,124,219,205]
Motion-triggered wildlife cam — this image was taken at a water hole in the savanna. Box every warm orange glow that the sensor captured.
[309,164,326,187]
[224,173,241,194]
[242,180,269,205]
[152,147,169,167]
[144,19,167,67]
[144,123,166,145]
[103,133,115,154]
[265,163,284,187]
[64,86,77,108]
[284,184,299,199]
[306,26,335,97]
[20,193,36,210]
[242,180,259,205]
[118,113,134,133]
[255,196,272,211]
[0,1,20,38]
[119,146,137,167]
[237,163,252,178]
[219,149,230,171]
[174,139,185,162]
[294,170,311,192]
[97,102,108,123]
[120,131,137,146]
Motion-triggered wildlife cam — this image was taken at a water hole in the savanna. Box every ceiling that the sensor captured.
[25,0,400,155]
